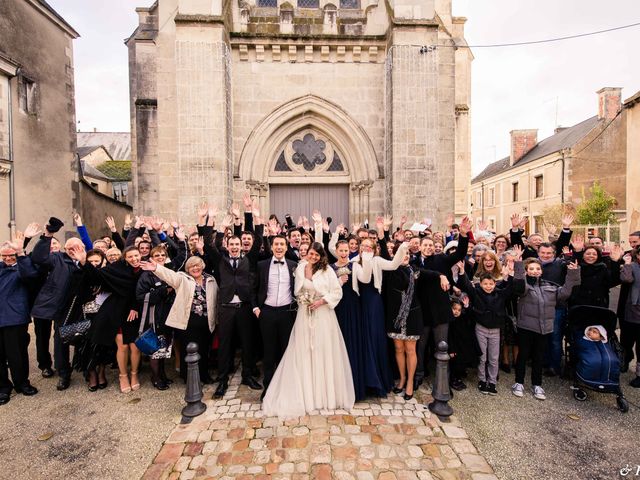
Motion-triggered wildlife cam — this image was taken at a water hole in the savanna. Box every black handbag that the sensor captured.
[59,296,91,345]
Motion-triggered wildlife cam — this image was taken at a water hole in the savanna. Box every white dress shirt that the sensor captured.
[265,257,293,307]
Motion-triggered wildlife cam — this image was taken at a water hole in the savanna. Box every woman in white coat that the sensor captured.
[263,242,355,418]
[140,256,218,383]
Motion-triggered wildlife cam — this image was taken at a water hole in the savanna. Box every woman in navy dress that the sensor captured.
[352,239,409,397]
[332,239,366,401]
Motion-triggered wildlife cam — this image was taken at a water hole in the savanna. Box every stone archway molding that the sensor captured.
[237,94,378,184]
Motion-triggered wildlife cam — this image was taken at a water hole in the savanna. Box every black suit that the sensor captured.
[201,226,261,380]
[254,257,297,391]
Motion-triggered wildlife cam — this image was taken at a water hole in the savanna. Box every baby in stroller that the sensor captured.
[569,306,628,411]
[584,325,607,342]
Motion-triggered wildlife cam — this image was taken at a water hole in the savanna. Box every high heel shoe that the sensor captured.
[403,392,414,401]
[392,382,405,395]
[97,381,108,390]
[153,380,169,391]
[119,374,131,393]
[88,384,98,392]
[130,371,140,391]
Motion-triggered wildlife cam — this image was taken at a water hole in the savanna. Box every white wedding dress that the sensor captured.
[262,273,355,418]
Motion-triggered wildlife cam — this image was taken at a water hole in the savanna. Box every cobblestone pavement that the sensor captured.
[142,373,497,480]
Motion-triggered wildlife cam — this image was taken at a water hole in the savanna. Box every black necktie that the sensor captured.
[274,260,284,265]
[231,257,239,269]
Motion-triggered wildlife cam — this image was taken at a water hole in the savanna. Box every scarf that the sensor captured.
[394,266,415,331]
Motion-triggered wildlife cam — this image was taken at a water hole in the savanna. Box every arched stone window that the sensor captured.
[340,0,359,8]
[257,0,277,6]
[273,131,346,175]
[298,0,320,8]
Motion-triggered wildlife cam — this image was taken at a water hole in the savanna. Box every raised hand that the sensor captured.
[561,213,574,229]
[24,222,42,238]
[572,234,585,252]
[510,213,520,229]
[351,223,361,233]
[195,236,205,254]
[105,216,117,232]
[446,214,454,229]
[242,191,253,211]
[383,215,393,231]
[478,219,488,231]
[174,227,186,242]
[124,213,132,228]
[375,216,384,232]
[458,216,472,236]
[302,216,310,231]
[197,201,209,222]
[72,212,83,227]
[518,215,529,230]
[511,244,523,260]
[134,216,144,229]
[251,199,260,218]
[399,215,407,227]
[336,223,345,235]
[567,260,579,270]
[221,214,234,230]
[230,203,241,219]
[322,219,330,233]
[610,244,623,262]
[311,210,322,225]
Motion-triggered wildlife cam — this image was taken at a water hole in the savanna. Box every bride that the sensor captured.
[262,242,355,417]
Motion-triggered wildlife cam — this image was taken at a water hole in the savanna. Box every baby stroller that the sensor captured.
[566,306,628,412]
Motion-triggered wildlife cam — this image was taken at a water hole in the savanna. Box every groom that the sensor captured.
[252,235,298,400]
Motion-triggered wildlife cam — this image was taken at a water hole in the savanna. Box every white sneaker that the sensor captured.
[532,385,546,400]
[511,383,524,397]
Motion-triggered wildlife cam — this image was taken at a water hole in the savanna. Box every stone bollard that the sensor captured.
[428,340,453,417]
[181,342,206,420]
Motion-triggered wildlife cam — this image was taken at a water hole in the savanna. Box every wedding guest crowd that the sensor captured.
[1,190,639,411]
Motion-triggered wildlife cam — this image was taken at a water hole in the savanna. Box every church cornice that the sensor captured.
[174,14,226,25]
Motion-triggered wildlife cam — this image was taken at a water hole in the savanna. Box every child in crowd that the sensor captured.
[457,267,514,395]
[448,296,480,391]
[512,258,580,400]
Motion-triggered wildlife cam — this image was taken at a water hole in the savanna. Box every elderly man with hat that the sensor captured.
[0,236,40,405]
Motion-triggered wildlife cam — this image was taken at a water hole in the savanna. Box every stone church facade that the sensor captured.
[127,0,472,226]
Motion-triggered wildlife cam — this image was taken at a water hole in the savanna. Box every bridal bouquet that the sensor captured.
[335,266,351,278]
[297,290,318,316]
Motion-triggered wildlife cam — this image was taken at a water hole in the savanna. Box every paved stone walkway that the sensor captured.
[142,373,497,480]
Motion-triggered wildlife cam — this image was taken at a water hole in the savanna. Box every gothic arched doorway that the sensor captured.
[238,95,378,224]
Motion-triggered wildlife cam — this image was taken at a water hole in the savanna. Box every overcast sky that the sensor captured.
[48,0,640,175]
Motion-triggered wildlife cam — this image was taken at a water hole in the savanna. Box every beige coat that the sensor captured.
[154,264,218,333]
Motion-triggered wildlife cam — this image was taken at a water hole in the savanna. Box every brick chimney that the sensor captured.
[597,87,622,120]
[510,129,538,166]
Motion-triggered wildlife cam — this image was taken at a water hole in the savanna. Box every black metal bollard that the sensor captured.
[182,342,206,420]
[428,340,453,417]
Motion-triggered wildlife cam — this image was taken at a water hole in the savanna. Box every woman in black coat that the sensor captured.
[380,240,448,400]
[570,245,622,308]
[135,238,186,390]
[68,244,143,393]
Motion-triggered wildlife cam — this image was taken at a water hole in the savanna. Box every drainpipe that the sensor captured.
[560,150,566,204]
[7,67,21,239]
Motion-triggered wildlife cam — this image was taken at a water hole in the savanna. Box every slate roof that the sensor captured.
[77,132,131,160]
[472,116,600,184]
[77,145,106,159]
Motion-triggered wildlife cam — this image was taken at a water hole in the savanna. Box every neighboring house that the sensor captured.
[77,144,132,205]
[77,131,131,160]
[623,90,640,240]
[0,0,79,239]
[471,88,626,235]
